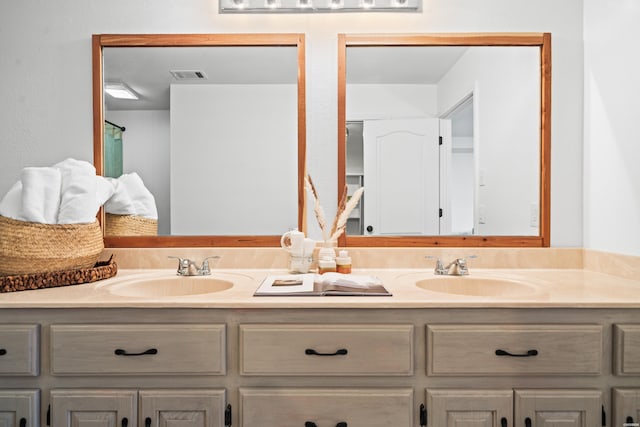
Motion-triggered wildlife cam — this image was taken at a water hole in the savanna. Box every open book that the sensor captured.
[254,273,391,296]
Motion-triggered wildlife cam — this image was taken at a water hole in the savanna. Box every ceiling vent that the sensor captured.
[170,70,208,80]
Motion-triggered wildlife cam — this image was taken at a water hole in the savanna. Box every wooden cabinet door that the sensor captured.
[426,389,512,427]
[50,389,137,427]
[139,389,226,427]
[514,389,601,427]
[0,390,40,427]
[240,387,413,427]
[613,388,640,426]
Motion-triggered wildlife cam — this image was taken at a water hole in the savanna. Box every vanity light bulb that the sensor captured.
[362,0,374,8]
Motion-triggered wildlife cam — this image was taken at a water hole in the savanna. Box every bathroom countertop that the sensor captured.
[0,267,639,309]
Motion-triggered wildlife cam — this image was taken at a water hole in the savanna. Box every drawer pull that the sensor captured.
[0,348,6,355]
[500,417,507,427]
[145,417,152,427]
[305,348,348,357]
[628,416,635,423]
[304,423,347,427]
[495,349,538,358]
[122,418,128,427]
[525,417,531,427]
[114,348,158,356]
[20,418,26,427]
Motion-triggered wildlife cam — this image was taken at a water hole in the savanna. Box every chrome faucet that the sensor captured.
[428,256,473,276]
[168,256,219,276]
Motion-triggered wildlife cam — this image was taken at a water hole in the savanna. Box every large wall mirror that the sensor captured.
[338,33,551,247]
[93,34,306,247]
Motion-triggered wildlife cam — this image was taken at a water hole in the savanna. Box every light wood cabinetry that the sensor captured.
[239,387,413,427]
[0,390,40,427]
[614,324,640,375]
[426,388,602,427]
[426,389,513,427]
[514,389,602,427]
[50,389,226,427]
[427,324,602,376]
[0,324,39,376]
[239,324,413,376]
[613,388,640,426]
[1,308,639,426]
[50,389,137,427]
[50,324,225,375]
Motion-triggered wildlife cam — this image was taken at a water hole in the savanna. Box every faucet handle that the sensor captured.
[426,256,447,275]
[168,256,190,275]
[200,256,221,275]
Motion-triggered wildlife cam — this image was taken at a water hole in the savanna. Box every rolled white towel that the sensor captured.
[55,159,115,224]
[19,167,62,224]
[104,172,158,220]
[0,181,24,221]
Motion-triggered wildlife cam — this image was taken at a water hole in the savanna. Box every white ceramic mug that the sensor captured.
[280,229,305,256]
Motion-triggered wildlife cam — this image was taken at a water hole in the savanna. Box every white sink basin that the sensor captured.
[415,276,538,297]
[105,276,234,298]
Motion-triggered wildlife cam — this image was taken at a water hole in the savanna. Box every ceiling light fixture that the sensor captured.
[219,0,419,12]
[104,82,139,100]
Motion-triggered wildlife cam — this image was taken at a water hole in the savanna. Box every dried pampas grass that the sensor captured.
[305,174,364,243]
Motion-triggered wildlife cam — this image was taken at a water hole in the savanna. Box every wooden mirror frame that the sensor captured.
[93,33,307,247]
[337,33,551,247]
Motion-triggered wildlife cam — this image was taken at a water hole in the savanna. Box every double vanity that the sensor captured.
[1,247,639,427]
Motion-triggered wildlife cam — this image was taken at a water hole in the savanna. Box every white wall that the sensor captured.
[0,0,585,247]
[106,110,171,235]
[437,47,540,236]
[170,84,298,235]
[583,1,640,256]
[346,84,437,120]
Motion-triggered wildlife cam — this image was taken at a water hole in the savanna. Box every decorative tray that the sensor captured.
[0,256,117,293]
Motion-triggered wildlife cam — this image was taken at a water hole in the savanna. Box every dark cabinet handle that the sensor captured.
[305,348,348,357]
[20,418,26,427]
[366,225,373,232]
[500,417,507,427]
[114,348,158,356]
[525,417,531,427]
[145,417,152,427]
[0,348,6,356]
[628,416,635,423]
[122,418,128,427]
[304,421,347,426]
[495,349,538,357]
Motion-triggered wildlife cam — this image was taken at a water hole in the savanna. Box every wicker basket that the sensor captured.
[105,213,158,236]
[0,215,104,276]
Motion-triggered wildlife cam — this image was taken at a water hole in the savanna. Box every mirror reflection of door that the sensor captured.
[364,118,440,236]
[441,95,475,236]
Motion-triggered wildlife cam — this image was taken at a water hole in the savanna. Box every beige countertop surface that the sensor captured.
[0,267,639,309]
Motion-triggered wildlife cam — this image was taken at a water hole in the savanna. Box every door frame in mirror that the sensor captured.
[337,33,551,247]
[93,33,307,247]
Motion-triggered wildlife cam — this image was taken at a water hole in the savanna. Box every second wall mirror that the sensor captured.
[93,34,306,247]
[338,33,551,247]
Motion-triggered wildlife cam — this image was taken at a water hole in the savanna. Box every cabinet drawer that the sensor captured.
[239,388,413,427]
[50,324,225,375]
[614,324,640,375]
[427,324,602,376]
[240,324,413,376]
[0,324,39,376]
